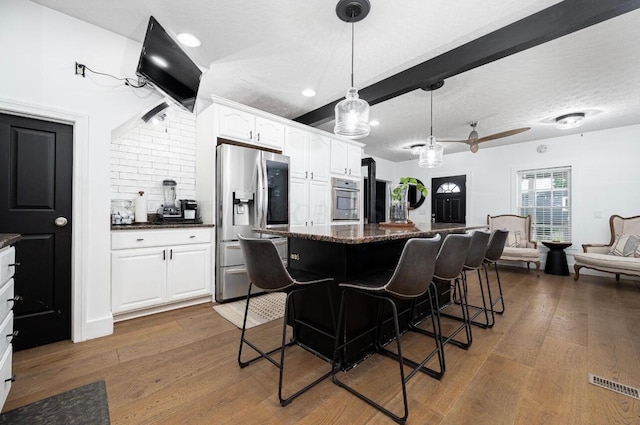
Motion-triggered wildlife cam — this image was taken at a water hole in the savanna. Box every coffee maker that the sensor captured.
[161,179,182,220]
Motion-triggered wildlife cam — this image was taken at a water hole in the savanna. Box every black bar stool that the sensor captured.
[237,235,336,406]
[420,232,473,350]
[331,236,442,424]
[445,230,494,328]
[482,229,509,315]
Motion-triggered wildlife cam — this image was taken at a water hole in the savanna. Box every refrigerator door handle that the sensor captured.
[260,154,268,228]
[256,153,263,229]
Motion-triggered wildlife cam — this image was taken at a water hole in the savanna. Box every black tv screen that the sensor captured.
[136,16,202,113]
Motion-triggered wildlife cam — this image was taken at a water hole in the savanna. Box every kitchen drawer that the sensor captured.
[219,239,287,267]
[0,279,14,325]
[0,312,13,361]
[0,246,16,284]
[0,348,12,410]
[112,228,212,250]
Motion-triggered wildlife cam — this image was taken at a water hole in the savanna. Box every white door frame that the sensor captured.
[0,97,90,343]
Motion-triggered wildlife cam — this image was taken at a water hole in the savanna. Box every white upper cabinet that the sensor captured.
[308,134,330,182]
[255,117,285,150]
[284,127,309,180]
[347,144,362,177]
[218,106,254,142]
[284,127,330,182]
[331,139,362,178]
[218,105,284,151]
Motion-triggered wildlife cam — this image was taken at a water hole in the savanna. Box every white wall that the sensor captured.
[111,105,197,213]
[391,124,640,269]
[0,0,163,339]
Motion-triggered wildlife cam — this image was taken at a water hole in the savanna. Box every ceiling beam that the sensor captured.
[294,0,640,126]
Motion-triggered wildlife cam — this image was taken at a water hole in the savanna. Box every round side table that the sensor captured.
[542,241,572,276]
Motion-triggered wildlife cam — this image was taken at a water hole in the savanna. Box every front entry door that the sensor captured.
[0,113,73,350]
[431,175,466,223]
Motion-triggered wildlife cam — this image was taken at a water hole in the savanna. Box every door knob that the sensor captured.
[54,217,68,227]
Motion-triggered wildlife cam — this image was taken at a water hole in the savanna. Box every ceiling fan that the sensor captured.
[448,121,530,153]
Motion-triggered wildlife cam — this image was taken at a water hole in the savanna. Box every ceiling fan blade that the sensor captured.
[442,139,472,144]
[476,127,530,143]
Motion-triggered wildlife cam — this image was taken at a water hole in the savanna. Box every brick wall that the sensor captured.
[110,105,197,213]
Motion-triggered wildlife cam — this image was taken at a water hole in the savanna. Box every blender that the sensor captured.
[161,179,182,219]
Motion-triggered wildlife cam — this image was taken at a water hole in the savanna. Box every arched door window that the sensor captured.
[436,182,461,194]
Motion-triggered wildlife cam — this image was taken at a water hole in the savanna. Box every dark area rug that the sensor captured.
[0,380,110,425]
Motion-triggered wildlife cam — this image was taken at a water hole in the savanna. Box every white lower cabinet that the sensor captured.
[290,177,329,228]
[167,244,212,300]
[111,228,212,316]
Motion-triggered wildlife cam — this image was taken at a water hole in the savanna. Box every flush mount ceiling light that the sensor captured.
[333,0,371,139]
[302,88,317,97]
[555,112,585,129]
[176,32,201,47]
[418,81,445,168]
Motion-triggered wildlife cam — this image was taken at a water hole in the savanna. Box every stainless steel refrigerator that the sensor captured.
[215,143,289,302]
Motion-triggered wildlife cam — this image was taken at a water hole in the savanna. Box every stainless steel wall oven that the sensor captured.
[332,177,359,221]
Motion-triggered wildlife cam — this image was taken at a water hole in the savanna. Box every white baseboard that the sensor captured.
[113,296,213,323]
[79,313,114,342]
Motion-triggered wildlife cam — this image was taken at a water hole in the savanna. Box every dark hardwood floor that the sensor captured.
[4,268,640,424]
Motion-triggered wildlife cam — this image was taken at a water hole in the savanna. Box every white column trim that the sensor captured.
[0,96,93,342]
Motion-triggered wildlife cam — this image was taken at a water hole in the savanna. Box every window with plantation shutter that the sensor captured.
[517,166,571,243]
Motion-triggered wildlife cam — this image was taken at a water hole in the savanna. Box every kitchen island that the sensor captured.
[254,223,486,366]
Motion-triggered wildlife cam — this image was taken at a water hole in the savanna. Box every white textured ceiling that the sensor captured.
[30,0,640,161]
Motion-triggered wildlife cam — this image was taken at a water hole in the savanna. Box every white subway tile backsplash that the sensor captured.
[111,105,197,212]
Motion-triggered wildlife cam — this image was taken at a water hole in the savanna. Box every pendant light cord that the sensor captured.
[350,20,355,88]
[430,89,434,138]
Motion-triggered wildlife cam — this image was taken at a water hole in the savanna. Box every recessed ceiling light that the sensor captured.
[555,112,585,129]
[301,88,316,97]
[370,119,380,126]
[150,55,168,68]
[177,33,201,47]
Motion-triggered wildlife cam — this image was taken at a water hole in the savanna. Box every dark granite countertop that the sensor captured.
[112,222,214,231]
[0,233,22,249]
[111,214,214,231]
[253,223,487,245]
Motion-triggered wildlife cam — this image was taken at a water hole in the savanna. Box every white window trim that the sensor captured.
[510,159,580,251]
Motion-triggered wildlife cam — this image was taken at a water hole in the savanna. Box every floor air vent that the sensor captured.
[588,374,640,400]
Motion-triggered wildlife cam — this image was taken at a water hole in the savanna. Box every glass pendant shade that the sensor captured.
[418,135,444,168]
[334,87,371,139]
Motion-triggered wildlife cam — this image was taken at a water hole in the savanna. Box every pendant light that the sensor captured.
[334,0,371,139]
[419,81,444,168]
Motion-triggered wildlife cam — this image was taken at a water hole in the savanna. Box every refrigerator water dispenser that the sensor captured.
[233,191,254,226]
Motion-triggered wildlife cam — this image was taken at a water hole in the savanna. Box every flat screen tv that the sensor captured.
[136,16,202,113]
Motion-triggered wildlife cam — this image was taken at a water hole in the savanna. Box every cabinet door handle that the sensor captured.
[305,171,308,179]
[136,238,144,242]
[6,330,18,344]
[348,168,352,175]
[310,172,314,179]
[163,250,166,261]
[311,221,314,226]
[189,235,196,238]
[8,295,23,304]
[257,132,261,142]
[305,221,308,226]
[5,375,16,383]
[249,130,253,140]
[344,168,347,174]
[170,249,173,260]
[8,263,20,267]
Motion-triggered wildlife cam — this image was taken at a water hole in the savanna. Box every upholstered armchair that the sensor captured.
[487,214,541,274]
[574,214,640,280]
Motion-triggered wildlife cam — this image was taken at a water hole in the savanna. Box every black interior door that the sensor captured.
[431,175,466,223]
[0,113,73,350]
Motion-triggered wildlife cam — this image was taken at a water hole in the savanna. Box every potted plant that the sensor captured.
[389,177,428,223]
